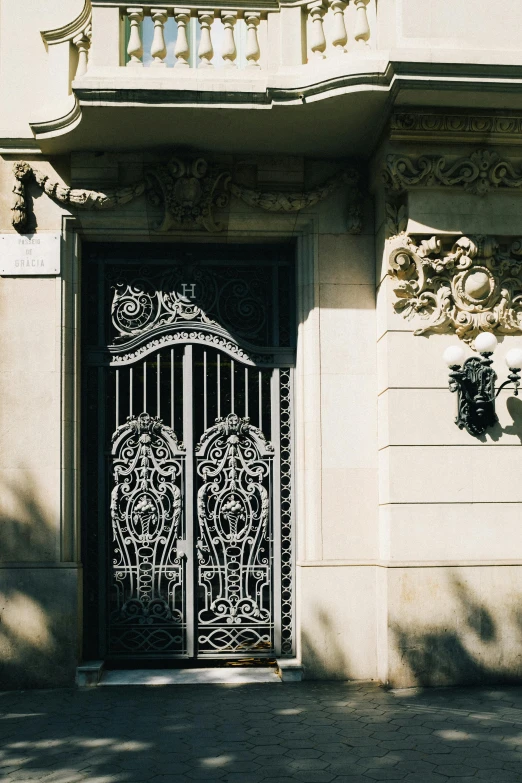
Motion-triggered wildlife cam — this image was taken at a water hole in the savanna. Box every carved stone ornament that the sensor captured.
[390,112,522,145]
[11,158,361,234]
[383,150,522,196]
[146,157,231,232]
[11,161,146,229]
[388,234,522,343]
[384,199,408,239]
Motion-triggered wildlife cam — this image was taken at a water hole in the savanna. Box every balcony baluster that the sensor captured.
[198,11,214,68]
[127,7,144,66]
[150,8,168,65]
[330,0,347,52]
[307,2,326,60]
[73,24,92,77]
[221,11,238,68]
[174,8,191,67]
[354,0,370,44]
[244,12,260,68]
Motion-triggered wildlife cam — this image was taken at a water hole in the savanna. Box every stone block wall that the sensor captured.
[374,137,522,687]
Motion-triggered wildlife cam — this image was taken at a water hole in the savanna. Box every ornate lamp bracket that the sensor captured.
[443,335,522,437]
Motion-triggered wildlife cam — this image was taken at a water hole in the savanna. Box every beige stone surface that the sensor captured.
[407,189,522,237]
[0,372,60,468]
[0,276,57,371]
[321,375,377,470]
[379,388,522,448]
[321,468,379,560]
[319,283,376,375]
[0,565,80,688]
[399,0,522,51]
[318,233,375,286]
[299,564,378,680]
[0,468,61,562]
[0,272,61,562]
[385,565,522,687]
[0,0,84,137]
[380,445,522,505]
[377,330,522,393]
[380,503,522,562]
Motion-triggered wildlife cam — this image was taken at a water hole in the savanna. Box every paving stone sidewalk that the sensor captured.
[1,680,522,783]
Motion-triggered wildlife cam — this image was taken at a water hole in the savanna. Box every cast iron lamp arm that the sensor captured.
[495,367,521,398]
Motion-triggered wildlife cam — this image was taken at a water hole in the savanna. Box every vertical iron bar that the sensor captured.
[258,371,263,432]
[143,361,147,412]
[245,367,249,418]
[231,359,235,413]
[203,351,207,431]
[271,368,282,656]
[115,369,119,428]
[171,348,174,429]
[97,365,108,655]
[289,367,296,656]
[183,345,195,657]
[217,353,221,419]
[272,262,280,347]
[157,353,161,417]
[97,261,108,657]
[129,367,133,417]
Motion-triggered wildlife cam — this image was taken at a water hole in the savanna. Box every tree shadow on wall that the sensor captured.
[301,606,356,681]
[0,472,79,690]
[390,572,522,688]
[503,394,522,443]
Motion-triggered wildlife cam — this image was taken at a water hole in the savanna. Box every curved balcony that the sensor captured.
[28,0,522,155]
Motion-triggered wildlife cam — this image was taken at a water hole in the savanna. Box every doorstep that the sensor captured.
[76,658,303,686]
[99,667,281,685]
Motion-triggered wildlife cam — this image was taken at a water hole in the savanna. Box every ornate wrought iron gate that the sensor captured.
[82,244,295,662]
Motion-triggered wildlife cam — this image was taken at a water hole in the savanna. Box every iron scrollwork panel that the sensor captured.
[196,413,274,655]
[109,412,186,656]
[110,266,270,346]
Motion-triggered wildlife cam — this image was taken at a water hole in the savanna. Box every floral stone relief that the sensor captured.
[388,234,522,343]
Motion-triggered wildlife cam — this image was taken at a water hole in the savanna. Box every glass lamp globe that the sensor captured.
[443,345,466,368]
[474,332,498,354]
[505,348,522,370]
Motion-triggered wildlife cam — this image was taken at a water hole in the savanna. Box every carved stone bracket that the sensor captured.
[383,150,522,196]
[12,158,362,234]
[388,234,522,343]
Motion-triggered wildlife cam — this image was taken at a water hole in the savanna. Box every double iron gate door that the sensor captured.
[82,244,295,663]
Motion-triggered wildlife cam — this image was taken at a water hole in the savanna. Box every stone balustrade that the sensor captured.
[77,2,373,73]
[123,5,263,69]
[306,0,370,60]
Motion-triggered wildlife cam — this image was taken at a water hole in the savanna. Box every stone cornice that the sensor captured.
[41,0,92,46]
[390,111,522,146]
[30,97,83,141]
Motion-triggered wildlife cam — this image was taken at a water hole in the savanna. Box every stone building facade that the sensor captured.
[1,0,522,689]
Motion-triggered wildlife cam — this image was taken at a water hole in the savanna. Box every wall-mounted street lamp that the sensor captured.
[443,333,522,437]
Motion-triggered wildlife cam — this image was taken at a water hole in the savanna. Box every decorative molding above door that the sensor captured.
[11,156,362,234]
